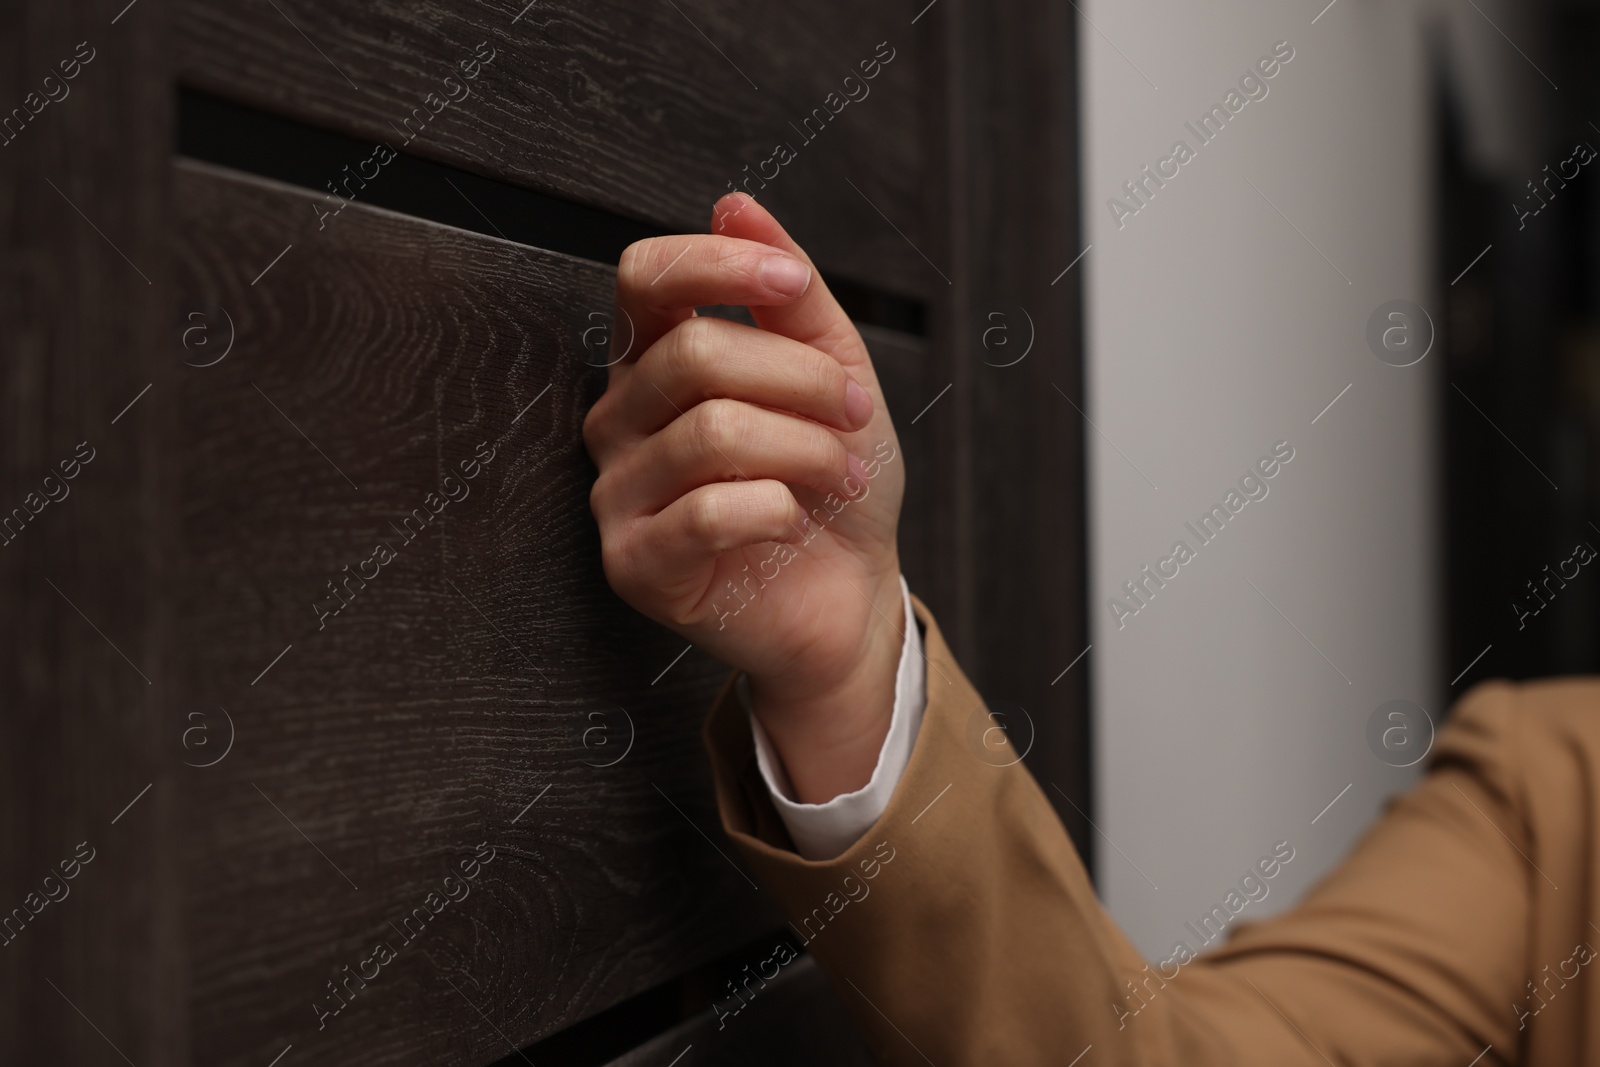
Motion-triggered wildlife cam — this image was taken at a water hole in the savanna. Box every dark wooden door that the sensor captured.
[1,2,1086,1063]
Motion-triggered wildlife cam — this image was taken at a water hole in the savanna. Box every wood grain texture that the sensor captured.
[912,0,1093,855]
[176,0,932,298]
[600,955,875,1067]
[170,159,783,1066]
[3,0,1087,1061]
[0,0,183,1063]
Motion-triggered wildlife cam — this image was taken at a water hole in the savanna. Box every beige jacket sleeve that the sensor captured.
[703,593,1599,1066]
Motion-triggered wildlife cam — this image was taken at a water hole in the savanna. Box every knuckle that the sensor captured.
[694,397,745,456]
[664,318,717,381]
[758,481,793,525]
[598,528,638,596]
[812,428,849,477]
[616,240,648,288]
[634,236,705,294]
[675,314,724,360]
[686,488,725,545]
[803,350,845,408]
[712,240,750,275]
[624,236,678,280]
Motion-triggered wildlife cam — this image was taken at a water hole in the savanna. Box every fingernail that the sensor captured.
[847,451,870,484]
[844,380,874,428]
[759,255,812,298]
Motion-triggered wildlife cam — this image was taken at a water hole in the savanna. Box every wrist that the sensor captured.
[746,567,904,804]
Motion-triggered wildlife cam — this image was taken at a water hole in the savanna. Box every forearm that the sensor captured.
[740,573,925,859]
[743,561,903,804]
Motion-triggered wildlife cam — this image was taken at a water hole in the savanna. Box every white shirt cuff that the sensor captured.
[738,574,926,860]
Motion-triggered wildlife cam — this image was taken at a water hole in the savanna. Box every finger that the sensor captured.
[584,316,872,467]
[618,316,873,438]
[593,398,865,519]
[614,233,814,364]
[616,479,810,611]
[708,193,869,367]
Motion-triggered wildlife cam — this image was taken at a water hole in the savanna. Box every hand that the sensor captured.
[582,193,907,803]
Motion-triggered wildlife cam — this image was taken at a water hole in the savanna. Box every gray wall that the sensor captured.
[1081,0,1448,960]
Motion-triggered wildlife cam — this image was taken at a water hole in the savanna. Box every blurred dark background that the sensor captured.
[1438,1,1600,681]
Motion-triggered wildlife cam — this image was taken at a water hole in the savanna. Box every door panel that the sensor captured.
[3,0,1086,1061]
[172,160,781,1065]
[177,0,928,295]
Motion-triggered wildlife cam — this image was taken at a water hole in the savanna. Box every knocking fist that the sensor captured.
[582,193,906,802]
